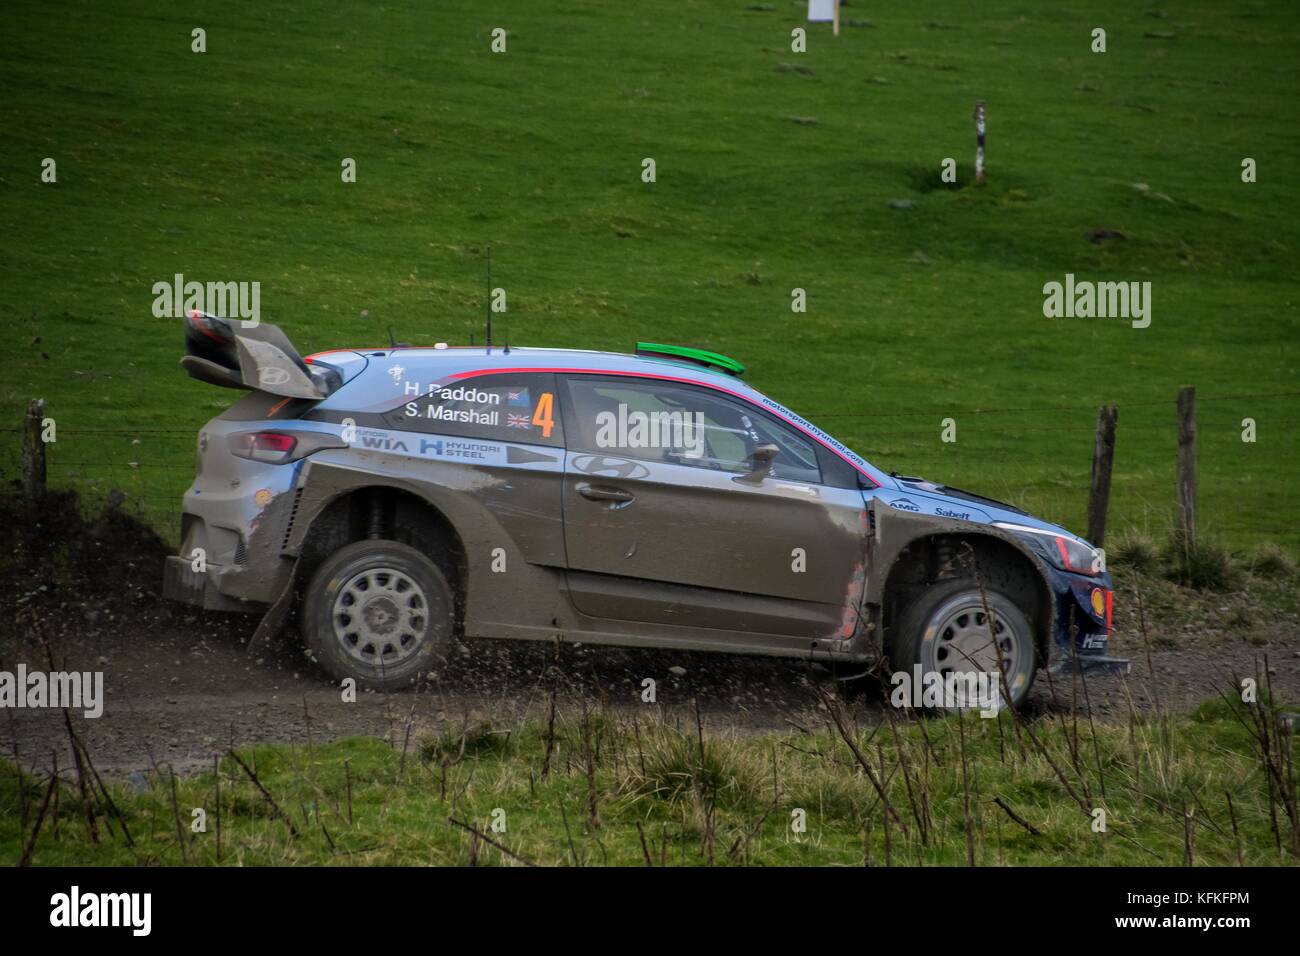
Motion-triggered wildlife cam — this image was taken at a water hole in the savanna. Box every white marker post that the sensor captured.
[973,101,987,184]
[807,0,838,32]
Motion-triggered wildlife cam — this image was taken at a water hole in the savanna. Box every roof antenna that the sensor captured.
[484,247,493,353]
[503,289,511,355]
[388,325,397,348]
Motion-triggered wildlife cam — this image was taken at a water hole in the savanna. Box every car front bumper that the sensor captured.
[1045,566,1130,674]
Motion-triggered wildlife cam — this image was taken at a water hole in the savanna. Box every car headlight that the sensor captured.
[994,522,1106,576]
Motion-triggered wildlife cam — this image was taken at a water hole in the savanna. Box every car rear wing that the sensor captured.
[181,311,326,400]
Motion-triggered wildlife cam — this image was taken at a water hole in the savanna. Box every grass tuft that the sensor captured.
[622,727,759,812]
[1109,530,1159,572]
[1244,543,1296,580]
[1162,534,1236,592]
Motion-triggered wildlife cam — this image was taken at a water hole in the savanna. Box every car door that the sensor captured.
[559,374,868,642]
[379,371,567,568]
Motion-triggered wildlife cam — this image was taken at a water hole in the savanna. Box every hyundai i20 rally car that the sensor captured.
[164,312,1126,707]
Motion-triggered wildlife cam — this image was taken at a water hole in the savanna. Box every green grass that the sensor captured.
[2,0,1298,546]
[5,697,1297,866]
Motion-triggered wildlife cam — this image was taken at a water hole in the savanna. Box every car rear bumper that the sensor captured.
[163,555,274,613]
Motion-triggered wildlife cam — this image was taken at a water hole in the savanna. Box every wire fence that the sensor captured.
[1,424,195,544]
[796,389,1300,421]
[2,387,1296,551]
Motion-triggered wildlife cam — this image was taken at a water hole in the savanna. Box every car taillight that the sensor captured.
[232,431,298,464]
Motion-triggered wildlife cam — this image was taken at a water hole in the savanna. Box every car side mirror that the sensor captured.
[735,443,779,485]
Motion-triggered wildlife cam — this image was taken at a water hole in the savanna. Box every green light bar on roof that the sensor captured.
[635,342,746,376]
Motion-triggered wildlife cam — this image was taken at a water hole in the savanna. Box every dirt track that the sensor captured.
[4,605,1297,777]
[2,491,1297,777]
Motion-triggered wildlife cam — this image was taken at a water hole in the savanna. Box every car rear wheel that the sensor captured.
[892,577,1036,712]
[302,540,452,691]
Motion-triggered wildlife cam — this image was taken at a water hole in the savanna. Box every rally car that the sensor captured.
[163,312,1125,706]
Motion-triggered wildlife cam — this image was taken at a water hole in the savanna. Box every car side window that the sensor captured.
[386,372,563,447]
[563,376,822,483]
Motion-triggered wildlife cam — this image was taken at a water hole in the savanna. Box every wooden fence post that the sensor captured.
[22,398,47,508]
[1087,404,1118,547]
[1176,386,1197,546]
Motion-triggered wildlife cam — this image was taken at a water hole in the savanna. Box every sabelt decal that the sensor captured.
[877,492,985,523]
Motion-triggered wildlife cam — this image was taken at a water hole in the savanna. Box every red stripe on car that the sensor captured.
[446,366,880,486]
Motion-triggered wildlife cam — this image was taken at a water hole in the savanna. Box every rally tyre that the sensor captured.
[302,540,453,692]
[892,577,1036,712]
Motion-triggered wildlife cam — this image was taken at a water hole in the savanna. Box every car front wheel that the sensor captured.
[892,577,1036,712]
[301,540,452,691]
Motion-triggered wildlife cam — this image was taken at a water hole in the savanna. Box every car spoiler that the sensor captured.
[180,311,325,400]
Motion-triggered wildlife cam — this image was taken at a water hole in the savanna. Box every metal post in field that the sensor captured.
[1087,405,1119,547]
[22,398,47,509]
[1176,387,1197,546]
[973,101,987,184]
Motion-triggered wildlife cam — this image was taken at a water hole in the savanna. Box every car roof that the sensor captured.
[308,344,890,487]
[314,344,759,393]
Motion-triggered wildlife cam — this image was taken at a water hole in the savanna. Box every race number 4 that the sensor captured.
[532,392,555,438]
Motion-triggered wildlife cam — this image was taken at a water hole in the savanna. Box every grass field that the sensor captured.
[5,693,1297,867]
[2,0,1298,548]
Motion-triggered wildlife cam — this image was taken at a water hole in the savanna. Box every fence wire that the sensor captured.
[2,388,1296,551]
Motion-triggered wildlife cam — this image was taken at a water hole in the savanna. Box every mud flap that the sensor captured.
[1049,654,1131,677]
[246,554,303,655]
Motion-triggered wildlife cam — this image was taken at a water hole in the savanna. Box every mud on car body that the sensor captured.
[164,312,1126,705]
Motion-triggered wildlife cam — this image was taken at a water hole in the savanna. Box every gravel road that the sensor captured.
[5,602,1296,776]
